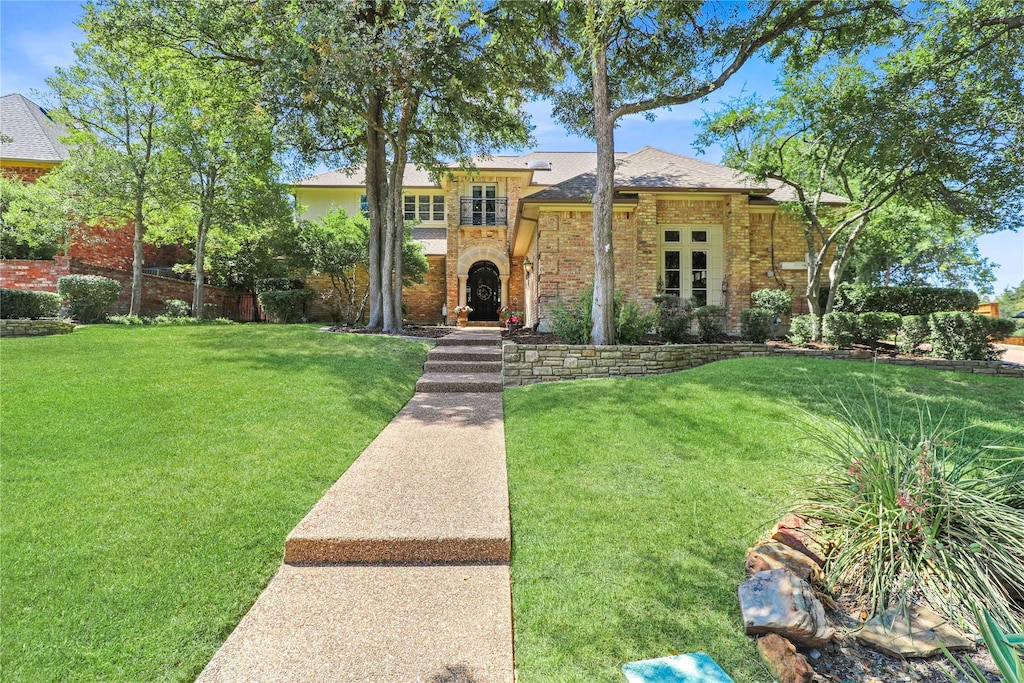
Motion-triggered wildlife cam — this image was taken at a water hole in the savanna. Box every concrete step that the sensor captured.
[285,392,509,565]
[424,360,502,374]
[435,333,502,347]
[428,345,502,362]
[415,373,503,393]
[196,564,513,683]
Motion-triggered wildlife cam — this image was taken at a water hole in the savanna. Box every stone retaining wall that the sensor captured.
[502,343,1024,387]
[0,319,75,338]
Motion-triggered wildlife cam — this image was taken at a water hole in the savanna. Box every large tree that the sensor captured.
[699,2,1023,334]
[48,38,172,315]
[546,0,898,344]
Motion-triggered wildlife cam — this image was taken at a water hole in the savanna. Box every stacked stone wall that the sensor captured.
[0,319,75,337]
[503,343,1023,387]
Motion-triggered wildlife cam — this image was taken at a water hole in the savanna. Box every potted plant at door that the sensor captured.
[499,305,511,325]
[506,310,523,332]
[454,304,472,327]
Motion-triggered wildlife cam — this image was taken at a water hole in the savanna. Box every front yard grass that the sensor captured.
[504,358,1023,683]
[1,324,429,682]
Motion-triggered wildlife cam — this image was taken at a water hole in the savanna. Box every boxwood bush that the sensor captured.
[787,314,815,346]
[740,307,773,343]
[822,311,858,348]
[898,315,931,355]
[857,311,902,348]
[1,288,61,319]
[694,305,725,342]
[57,275,121,323]
[164,299,191,318]
[834,284,979,316]
[751,288,793,319]
[928,311,1013,360]
[653,294,695,343]
[257,288,312,323]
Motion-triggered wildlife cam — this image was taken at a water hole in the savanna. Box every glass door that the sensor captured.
[471,184,497,225]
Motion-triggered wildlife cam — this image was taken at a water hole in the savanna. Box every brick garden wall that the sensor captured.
[503,343,1024,387]
[0,257,71,292]
[67,223,187,271]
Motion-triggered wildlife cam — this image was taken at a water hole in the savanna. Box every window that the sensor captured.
[359,194,368,216]
[403,194,445,222]
[470,184,498,225]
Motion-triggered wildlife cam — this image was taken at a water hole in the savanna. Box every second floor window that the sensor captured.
[403,194,445,222]
[359,195,369,216]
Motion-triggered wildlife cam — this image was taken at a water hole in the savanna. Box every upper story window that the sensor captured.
[460,184,507,226]
[359,194,369,216]
[403,194,445,222]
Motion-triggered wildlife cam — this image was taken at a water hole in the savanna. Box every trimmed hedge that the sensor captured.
[164,299,191,318]
[898,315,930,355]
[928,311,1013,360]
[257,288,312,323]
[788,315,815,346]
[822,311,858,349]
[1,288,61,319]
[57,275,121,323]
[740,307,773,343]
[751,288,793,319]
[857,311,902,347]
[694,305,726,342]
[833,284,979,316]
[653,294,696,343]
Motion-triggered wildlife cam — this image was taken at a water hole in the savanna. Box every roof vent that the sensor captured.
[527,160,552,171]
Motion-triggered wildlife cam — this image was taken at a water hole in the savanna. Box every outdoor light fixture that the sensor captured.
[523,257,533,274]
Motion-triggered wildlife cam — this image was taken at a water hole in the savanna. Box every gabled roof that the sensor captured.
[0,93,71,164]
[761,179,848,206]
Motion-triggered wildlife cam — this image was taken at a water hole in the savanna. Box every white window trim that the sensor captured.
[659,225,724,306]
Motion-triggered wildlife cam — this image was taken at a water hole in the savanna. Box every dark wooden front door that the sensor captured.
[467,261,500,321]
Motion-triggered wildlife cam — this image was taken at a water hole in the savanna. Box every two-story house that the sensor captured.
[292,146,846,333]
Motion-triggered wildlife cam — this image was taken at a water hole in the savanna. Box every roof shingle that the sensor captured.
[0,93,70,164]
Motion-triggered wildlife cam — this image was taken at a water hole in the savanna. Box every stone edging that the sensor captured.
[0,319,75,338]
[502,342,1023,387]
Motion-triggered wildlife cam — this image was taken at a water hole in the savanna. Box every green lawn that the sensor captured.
[1,324,429,682]
[504,358,1024,683]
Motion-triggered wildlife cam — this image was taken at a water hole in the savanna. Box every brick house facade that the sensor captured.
[294,147,846,334]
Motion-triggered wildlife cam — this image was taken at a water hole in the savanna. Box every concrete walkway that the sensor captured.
[197,328,512,683]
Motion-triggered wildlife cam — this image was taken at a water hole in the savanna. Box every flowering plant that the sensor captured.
[499,305,512,314]
[506,311,523,325]
[453,305,473,314]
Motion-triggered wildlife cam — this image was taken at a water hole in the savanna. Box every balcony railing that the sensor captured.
[459,196,508,226]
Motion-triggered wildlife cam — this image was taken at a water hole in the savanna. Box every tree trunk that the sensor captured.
[589,18,616,345]
[130,192,145,317]
[192,216,208,319]
[365,94,385,330]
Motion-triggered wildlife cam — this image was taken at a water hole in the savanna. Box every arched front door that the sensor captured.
[467,261,500,321]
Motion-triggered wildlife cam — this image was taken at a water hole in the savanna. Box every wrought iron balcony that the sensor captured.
[459,196,508,226]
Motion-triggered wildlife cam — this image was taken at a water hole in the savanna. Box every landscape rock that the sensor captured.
[739,569,835,647]
[746,540,824,583]
[757,634,815,683]
[771,514,829,567]
[855,604,976,658]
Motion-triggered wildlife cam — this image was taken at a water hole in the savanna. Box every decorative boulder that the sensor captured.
[738,569,834,647]
[745,540,824,584]
[757,634,814,683]
[856,604,976,658]
[771,514,828,567]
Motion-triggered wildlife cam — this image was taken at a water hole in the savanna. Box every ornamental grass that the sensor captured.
[794,395,1024,629]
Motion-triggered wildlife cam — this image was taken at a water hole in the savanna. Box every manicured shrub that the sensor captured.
[787,314,815,346]
[898,315,930,355]
[1,288,61,319]
[751,288,793,319]
[164,299,191,318]
[57,275,121,323]
[616,299,656,344]
[796,399,1024,627]
[928,311,1007,360]
[986,317,1017,340]
[255,277,304,293]
[694,305,725,342]
[549,286,593,345]
[740,307,773,343]
[857,311,902,347]
[821,311,857,348]
[653,294,695,343]
[833,284,979,316]
[257,289,312,323]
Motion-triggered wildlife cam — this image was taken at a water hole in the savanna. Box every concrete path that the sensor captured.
[197,328,512,683]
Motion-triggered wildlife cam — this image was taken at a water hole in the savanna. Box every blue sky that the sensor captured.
[2,0,1021,296]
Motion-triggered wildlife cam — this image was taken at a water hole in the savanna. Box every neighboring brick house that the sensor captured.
[294,147,846,333]
[1,93,223,315]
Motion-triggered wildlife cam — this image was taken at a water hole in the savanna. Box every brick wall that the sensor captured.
[67,222,186,271]
[406,256,447,323]
[70,262,242,319]
[0,257,71,292]
[2,164,55,183]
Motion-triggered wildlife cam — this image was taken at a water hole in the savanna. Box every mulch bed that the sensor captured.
[322,324,455,339]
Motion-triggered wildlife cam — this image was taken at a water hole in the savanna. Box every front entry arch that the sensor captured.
[467,261,500,321]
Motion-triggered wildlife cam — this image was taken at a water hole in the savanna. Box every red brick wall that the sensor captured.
[68,222,186,271]
[0,257,71,292]
[1,164,55,183]
[70,262,242,319]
